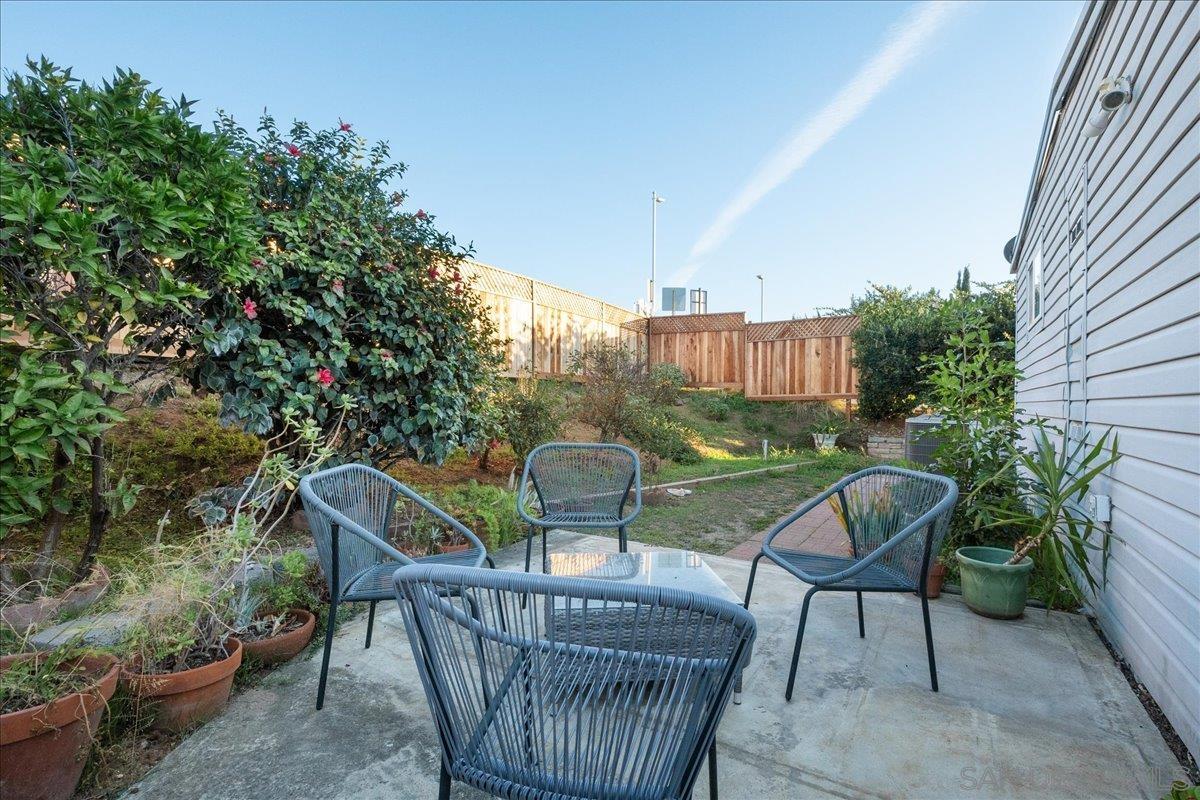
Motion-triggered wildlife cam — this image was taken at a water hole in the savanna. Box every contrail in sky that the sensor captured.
[669,0,963,286]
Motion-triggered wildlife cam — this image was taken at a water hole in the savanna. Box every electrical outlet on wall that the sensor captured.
[1086,493,1112,524]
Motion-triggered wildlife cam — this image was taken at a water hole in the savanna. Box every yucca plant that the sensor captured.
[981,419,1120,609]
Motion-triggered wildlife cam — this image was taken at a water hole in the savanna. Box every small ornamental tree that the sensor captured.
[846,285,948,420]
[0,60,257,585]
[197,114,502,465]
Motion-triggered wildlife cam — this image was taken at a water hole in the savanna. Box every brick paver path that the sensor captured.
[724,499,851,561]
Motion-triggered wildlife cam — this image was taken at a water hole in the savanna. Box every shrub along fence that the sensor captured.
[464,260,646,378]
[641,312,859,401]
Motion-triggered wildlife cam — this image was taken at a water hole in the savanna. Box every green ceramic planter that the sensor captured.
[955,546,1034,619]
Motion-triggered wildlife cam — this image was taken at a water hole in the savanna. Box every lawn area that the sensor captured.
[613,449,875,555]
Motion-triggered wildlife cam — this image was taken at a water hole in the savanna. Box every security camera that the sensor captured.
[1083,76,1133,138]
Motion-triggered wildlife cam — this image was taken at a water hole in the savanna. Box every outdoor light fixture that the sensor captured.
[1082,76,1133,138]
[649,192,665,315]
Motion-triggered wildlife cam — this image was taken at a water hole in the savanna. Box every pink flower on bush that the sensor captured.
[454,284,463,295]
[382,262,398,273]
[315,367,334,387]
[488,438,500,450]
[415,209,428,221]
[332,278,344,294]
[428,266,440,281]
[286,143,302,158]
[251,257,265,269]
[380,349,394,361]
[243,298,258,319]
[339,121,352,132]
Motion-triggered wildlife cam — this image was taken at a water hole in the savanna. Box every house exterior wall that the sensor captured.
[1011,0,1199,758]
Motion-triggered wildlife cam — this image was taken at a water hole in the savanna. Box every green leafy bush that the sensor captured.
[499,377,565,465]
[627,401,701,464]
[646,363,687,406]
[924,306,1023,554]
[847,286,948,420]
[433,481,522,551]
[691,392,732,421]
[0,59,258,582]
[570,343,648,442]
[196,113,502,465]
[846,282,1015,421]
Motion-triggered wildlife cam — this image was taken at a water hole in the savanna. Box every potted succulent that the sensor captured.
[1,644,120,800]
[808,409,849,449]
[117,547,246,732]
[123,409,341,729]
[238,551,318,667]
[957,420,1120,618]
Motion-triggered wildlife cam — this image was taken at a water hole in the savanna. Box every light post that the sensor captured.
[756,274,764,322]
[650,191,665,315]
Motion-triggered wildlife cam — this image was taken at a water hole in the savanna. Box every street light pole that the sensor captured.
[756,274,764,322]
[650,192,664,315]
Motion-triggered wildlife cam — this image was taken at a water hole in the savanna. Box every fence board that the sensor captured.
[648,312,858,400]
[462,260,644,379]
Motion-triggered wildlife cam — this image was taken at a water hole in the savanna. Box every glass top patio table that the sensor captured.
[546,550,742,605]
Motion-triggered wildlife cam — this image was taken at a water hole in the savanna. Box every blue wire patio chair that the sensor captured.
[394,564,757,800]
[517,443,642,574]
[298,463,491,709]
[743,465,957,698]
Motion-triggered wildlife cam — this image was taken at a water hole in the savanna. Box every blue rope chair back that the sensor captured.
[523,443,640,520]
[834,467,956,586]
[301,464,399,596]
[395,564,755,800]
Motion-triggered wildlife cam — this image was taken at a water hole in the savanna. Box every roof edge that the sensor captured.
[1008,0,1112,273]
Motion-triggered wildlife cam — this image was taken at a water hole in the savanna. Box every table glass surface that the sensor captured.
[546,551,741,605]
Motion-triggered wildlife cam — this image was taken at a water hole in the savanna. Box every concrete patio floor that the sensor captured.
[129,532,1185,799]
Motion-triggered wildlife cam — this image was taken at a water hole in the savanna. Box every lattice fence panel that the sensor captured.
[648,312,747,335]
[745,314,859,342]
[461,260,535,301]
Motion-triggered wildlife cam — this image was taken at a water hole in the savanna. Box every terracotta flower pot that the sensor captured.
[0,564,111,633]
[925,562,948,599]
[437,541,472,555]
[240,609,316,666]
[121,637,242,732]
[1,652,120,800]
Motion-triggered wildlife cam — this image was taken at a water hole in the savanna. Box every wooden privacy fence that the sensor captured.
[646,312,859,401]
[462,260,645,378]
[646,312,745,389]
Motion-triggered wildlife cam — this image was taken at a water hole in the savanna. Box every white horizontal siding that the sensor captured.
[1013,0,1200,761]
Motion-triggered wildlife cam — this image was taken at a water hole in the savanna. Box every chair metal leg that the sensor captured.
[524,523,535,573]
[856,591,865,638]
[618,525,628,553]
[743,553,763,609]
[708,740,718,800]
[541,527,548,574]
[485,555,496,569]
[785,587,819,701]
[365,600,376,649]
[438,761,451,800]
[921,593,939,692]
[316,595,339,710]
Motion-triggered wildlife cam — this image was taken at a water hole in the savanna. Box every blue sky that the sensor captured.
[0,1,1081,318]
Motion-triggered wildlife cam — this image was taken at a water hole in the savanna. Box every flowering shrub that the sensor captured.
[196,114,502,464]
[0,60,257,582]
